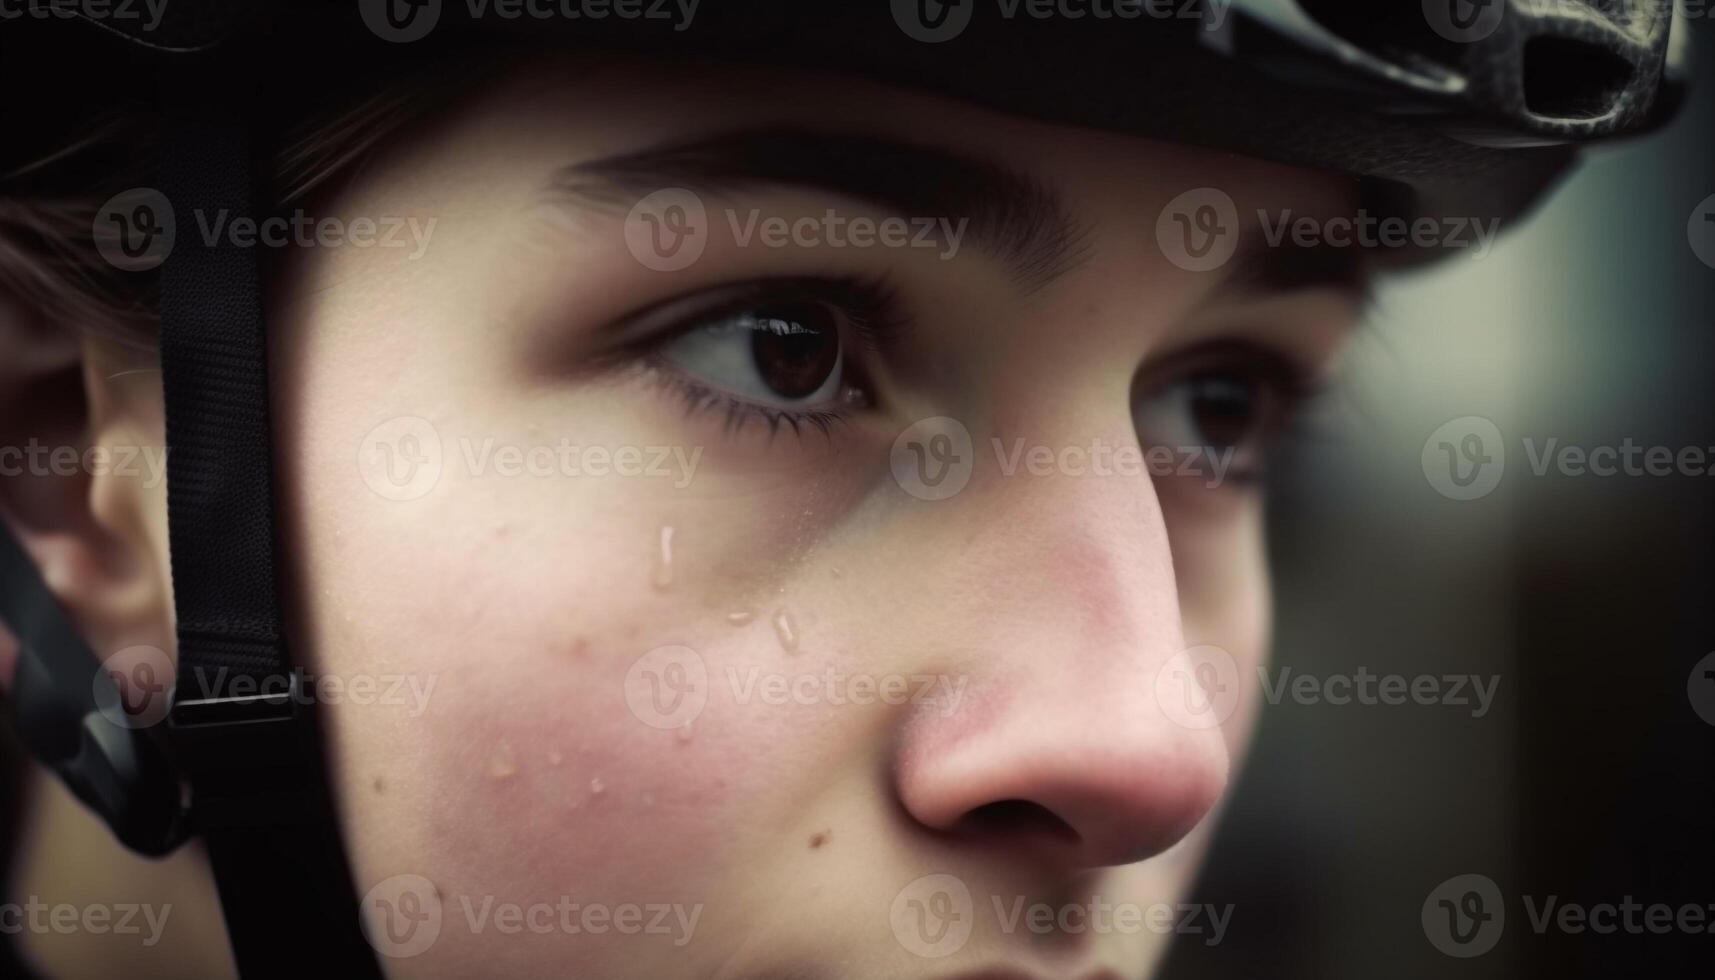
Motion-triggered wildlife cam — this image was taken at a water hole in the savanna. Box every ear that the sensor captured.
[0,290,175,693]
[0,294,239,980]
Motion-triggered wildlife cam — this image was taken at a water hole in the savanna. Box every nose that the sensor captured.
[888,435,1231,869]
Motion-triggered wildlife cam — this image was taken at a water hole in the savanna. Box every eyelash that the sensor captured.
[631,275,905,441]
[618,276,1329,473]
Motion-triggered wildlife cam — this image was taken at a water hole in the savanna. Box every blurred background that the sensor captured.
[1166,16,1715,980]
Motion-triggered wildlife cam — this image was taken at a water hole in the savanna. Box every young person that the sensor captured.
[0,3,1684,977]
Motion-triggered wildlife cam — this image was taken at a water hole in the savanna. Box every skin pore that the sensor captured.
[4,58,1365,979]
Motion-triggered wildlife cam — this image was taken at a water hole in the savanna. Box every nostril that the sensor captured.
[958,799,1080,845]
[1522,36,1632,120]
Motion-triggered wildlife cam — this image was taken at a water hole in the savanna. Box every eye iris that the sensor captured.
[1188,374,1261,451]
[749,306,840,400]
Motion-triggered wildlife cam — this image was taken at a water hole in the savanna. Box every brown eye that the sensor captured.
[1183,372,1272,457]
[1133,351,1309,484]
[659,302,846,407]
[748,303,841,400]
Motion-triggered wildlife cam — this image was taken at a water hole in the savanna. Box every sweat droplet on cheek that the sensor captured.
[772,608,800,653]
[652,524,675,590]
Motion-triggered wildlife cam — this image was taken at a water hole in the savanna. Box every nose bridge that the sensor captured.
[882,416,1232,869]
[939,410,1184,658]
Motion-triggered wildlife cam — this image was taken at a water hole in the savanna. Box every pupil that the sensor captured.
[1188,375,1257,451]
[750,308,839,399]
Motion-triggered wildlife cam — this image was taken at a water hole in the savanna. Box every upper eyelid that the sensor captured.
[609,275,908,355]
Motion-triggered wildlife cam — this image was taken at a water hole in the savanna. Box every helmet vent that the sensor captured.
[1521,35,1632,120]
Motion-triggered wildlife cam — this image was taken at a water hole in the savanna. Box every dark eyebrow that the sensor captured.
[1219,235,1376,306]
[546,127,1091,292]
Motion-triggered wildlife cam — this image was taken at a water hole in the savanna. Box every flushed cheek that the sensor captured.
[386,525,850,907]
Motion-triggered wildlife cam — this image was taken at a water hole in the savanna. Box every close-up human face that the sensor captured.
[267,59,1359,979]
[4,5,1710,980]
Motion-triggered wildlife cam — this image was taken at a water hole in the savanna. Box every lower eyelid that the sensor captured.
[637,359,857,443]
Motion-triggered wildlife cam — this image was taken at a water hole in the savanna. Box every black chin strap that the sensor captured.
[156,63,382,979]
